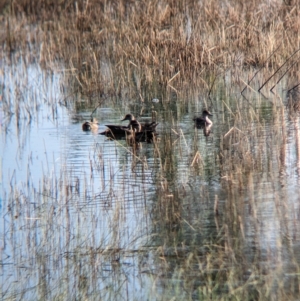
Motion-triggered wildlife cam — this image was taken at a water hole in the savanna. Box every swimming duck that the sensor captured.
[100,126,158,142]
[193,110,213,129]
[100,114,158,142]
[101,114,158,134]
[121,113,142,132]
[82,117,99,131]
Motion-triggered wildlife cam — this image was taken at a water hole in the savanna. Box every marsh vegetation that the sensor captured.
[1,1,300,300]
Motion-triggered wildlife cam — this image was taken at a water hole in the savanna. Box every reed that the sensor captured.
[2,1,300,300]
[1,0,299,100]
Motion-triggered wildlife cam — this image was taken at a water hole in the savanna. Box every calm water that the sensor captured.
[1,61,300,300]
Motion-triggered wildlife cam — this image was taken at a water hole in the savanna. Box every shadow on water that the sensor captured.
[2,58,300,300]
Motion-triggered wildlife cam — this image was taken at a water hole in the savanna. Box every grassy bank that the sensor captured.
[1,0,299,99]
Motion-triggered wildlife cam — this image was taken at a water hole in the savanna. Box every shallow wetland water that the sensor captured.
[1,60,300,300]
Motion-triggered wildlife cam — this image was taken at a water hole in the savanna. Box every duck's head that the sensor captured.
[203,110,213,117]
[121,114,135,121]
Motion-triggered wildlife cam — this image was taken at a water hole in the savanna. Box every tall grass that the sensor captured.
[2,1,300,300]
[1,0,299,99]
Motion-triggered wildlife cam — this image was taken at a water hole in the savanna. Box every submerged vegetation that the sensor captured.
[1,1,300,300]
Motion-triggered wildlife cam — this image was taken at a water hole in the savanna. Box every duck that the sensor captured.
[101,114,158,134]
[100,113,159,142]
[82,117,99,131]
[121,113,142,132]
[193,110,213,129]
[121,114,159,131]
[100,126,158,142]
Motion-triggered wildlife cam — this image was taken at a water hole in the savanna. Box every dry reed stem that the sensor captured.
[1,0,299,98]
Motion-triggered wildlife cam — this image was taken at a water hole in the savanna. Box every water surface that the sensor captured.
[1,59,300,300]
